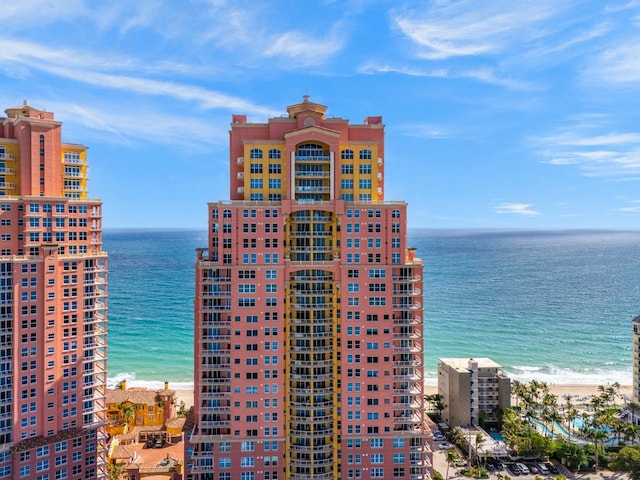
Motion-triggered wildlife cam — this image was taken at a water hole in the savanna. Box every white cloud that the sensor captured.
[45,101,227,150]
[391,1,564,60]
[399,123,454,139]
[495,203,541,216]
[263,30,345,65]
[0,39,278,118]
[357,61,530,90]
[585,40,640,85]
[534,126,640,179]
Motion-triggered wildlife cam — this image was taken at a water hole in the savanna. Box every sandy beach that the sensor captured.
[174,384,632,411]
[426,383,632,404]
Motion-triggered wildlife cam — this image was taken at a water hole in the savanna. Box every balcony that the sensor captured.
[0,153,15,160]
[295,186,330,193]
[0,182,15,189]
[0,167,15,174]
[295,155,330,162]
[295,171,330,177]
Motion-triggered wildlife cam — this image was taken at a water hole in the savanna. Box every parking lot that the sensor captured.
[431,438,565,479]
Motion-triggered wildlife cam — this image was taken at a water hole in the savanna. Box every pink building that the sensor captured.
[187,97,430,480]
[0,102,108,479]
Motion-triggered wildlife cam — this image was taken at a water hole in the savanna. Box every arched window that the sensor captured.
[341,149,354,160]
[223,209,232,218]
[250,148,263,159]
[392,209,400,218]
[297,143,326,158]
[268,149,281,159]
[359,149,372,160]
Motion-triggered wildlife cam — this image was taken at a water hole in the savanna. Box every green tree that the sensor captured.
[446,448,461,480]
[117,402,136,427]
[610,445,640,480]
[625,423,640,445]
[107,462,126,480]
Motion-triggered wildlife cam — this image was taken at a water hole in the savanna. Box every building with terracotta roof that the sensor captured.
[0,101,107,479]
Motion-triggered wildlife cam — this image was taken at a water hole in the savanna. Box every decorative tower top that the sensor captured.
[286,95,327,119]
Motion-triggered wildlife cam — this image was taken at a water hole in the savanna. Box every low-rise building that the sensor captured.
[106,381,179,442]
[438,357,511,428]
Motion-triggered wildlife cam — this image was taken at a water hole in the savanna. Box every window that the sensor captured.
[359,149,372,160]
[341,149,354,159]
[341,164,354,174]
[268,149,281,159]
[249,148,263,159]
[250,178,263,189]
[268,178,281,189]
[341,179,353,190]
[360,164,372,174]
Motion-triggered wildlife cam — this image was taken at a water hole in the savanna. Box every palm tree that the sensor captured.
[475,433,485,466]
[445,448,460,480]
[624,423,639,445]
[117,402,136,427]
[564,396,579,443]
[107,463,126,480]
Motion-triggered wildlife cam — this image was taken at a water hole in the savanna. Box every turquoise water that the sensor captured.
[104,229,640,389]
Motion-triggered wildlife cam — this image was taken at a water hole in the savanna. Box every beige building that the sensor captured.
[438,357,511,428]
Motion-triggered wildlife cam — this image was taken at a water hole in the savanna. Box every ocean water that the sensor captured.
[104,229,640,389]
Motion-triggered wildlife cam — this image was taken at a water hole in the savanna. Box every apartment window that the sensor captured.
[268,149,281,159]
[250,148,263,159]
[360,164,371,174]
[268,163,282,175]
[341,149,354,159]
[268,178,281,189]
[359,149,372,160]
[341,164,354,174]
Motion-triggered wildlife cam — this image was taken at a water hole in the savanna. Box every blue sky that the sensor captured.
[1,0,639,229]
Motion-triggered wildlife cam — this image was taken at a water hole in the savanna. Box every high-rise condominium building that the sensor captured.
[0,102,107,479]
[187,97,430,480]
[633,315,640,405]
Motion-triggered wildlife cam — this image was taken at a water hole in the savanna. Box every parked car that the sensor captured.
[433,433,445,441]
[506,464,521,476]
[154,438,164,448]
[517,463,530,474]
[146,438,154,449]
[439,442,453,450]
[537,463,549,474]
[545,462,559,474]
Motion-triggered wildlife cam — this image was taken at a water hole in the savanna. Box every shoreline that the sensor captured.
[172,384,632,410]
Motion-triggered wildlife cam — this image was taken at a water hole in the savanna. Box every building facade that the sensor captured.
[0,102,107,479]
[633,315,640,405]
[187,97,430,480]
[438,358,510,428]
